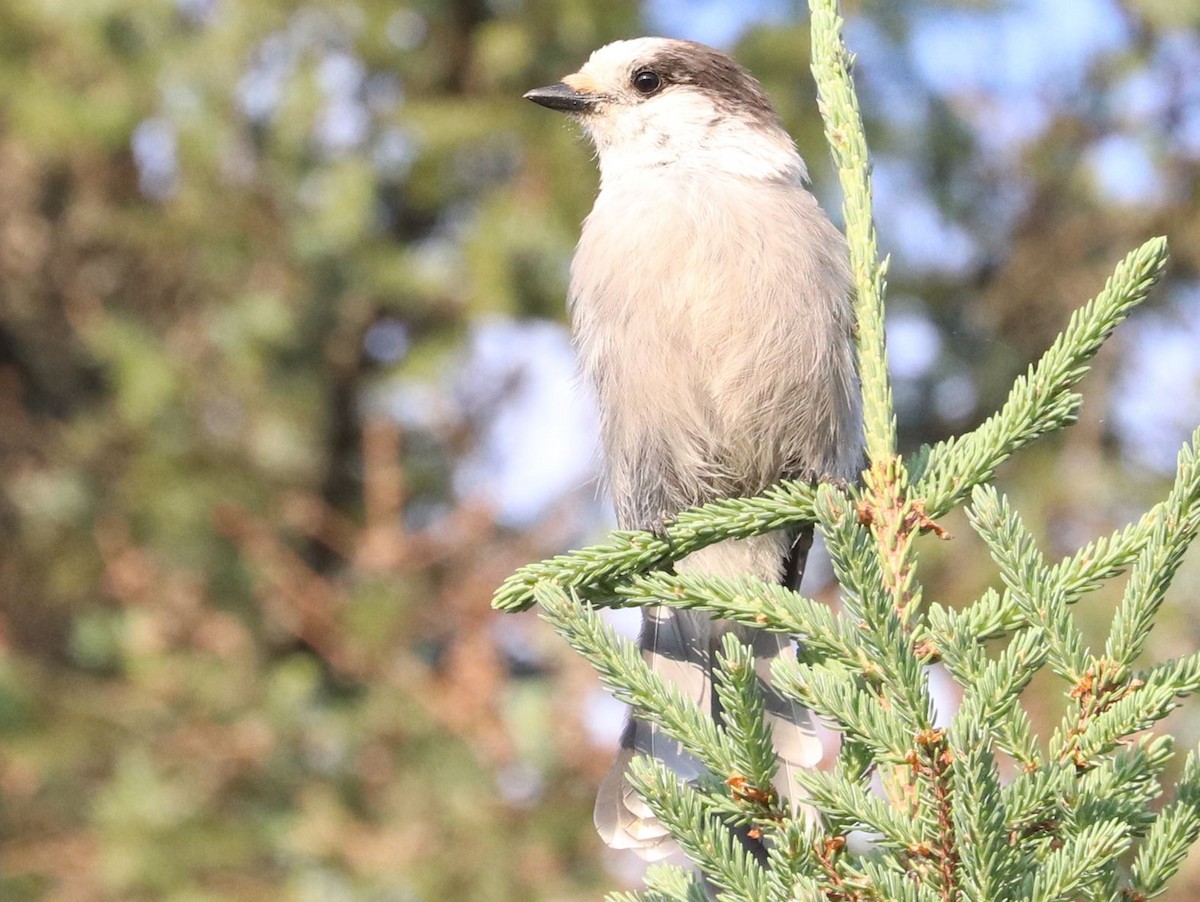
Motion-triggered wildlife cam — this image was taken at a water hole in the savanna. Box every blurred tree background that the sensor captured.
[0,0,1199,898]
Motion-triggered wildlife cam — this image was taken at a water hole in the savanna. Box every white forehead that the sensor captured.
[580,37,677,78]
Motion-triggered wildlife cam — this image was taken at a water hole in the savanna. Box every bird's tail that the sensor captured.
[727,623,823,811]
[593,534,823,861]
[594,605,712,861]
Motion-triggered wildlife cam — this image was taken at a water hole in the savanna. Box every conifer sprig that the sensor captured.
[493,480,821,613]
[916,237,1168,518]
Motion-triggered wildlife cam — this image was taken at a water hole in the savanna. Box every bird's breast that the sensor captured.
[568,171,859,490]
[570,174,822,382]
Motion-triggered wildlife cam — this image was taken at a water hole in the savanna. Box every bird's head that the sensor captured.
[524,38,805,183]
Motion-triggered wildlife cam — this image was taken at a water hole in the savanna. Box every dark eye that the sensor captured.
[632,69,662,95]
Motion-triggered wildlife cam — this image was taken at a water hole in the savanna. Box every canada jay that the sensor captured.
[525,38,862,860]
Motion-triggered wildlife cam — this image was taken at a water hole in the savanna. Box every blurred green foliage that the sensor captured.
[0,0,1198,899]
[0,0,643,897]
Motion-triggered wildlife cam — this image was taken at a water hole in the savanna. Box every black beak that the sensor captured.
[523,82,600,113]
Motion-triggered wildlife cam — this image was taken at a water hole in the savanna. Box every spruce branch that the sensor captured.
[614,571,863,660]
[761,822,826,900]
[1001,768,1064,851]
[534,582,737,777]
[916,236,1168,518]
[953,611,1047,723]
[809,0,894,467]
[1020,818,1133,902]
[1073,735,1172,837]
[922,434,1200,661]
[930,506,1162,647]
[951,724,1018,902]
[966,485,1089,683]
[493,480,822,613]
[1066,679,1188,768]
[771,657,914,761]
[856,862,943,902]
[1128,746,1200,899]
[810,0,944,629]
[1141,650,1200,698]
[606,865,712,902]
[792,765,926,850]
[714,634,782,803]
[1105,427,1200,671]
[816,486,933,730]
[626,757,773,902]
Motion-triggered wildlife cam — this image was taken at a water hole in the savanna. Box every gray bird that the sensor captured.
[525,37,862,861]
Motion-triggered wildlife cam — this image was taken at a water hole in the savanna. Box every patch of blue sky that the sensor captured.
[315,51,370,154]
[131,117,178,200]
[872,156,979,275]
[932,373,977,425]
[909,0,1127,98]
[646,0,793,46]
[907,0,1128,151]
[386,8,428,51]
[1154,31,1200,159]
[453,317,603,527]
[1109,62,1200,162]
[372,127,417,179]
[1112,283,1200,474]
[888,302,943,383]
[1084,134,1165,207]
[844,16,930,131]
[1111,68,1166,128]
[316,101,370,154]
[317,50,365,97]
[236,32,294,123]
[175,0,217,27]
